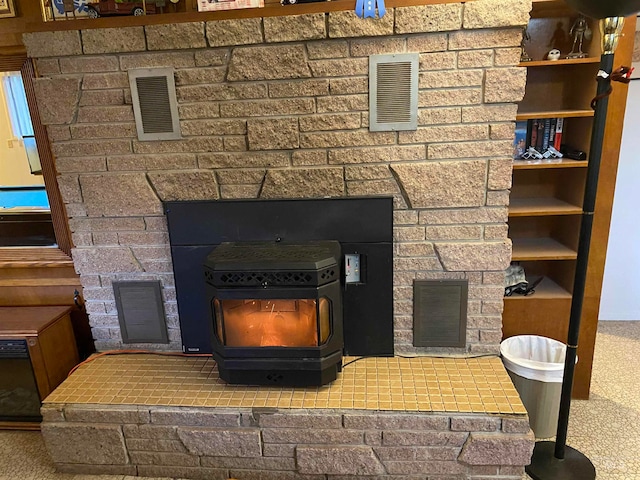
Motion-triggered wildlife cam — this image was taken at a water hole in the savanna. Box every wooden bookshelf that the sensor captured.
[505,3,637,399]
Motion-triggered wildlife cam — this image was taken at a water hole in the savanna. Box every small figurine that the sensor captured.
[520,26,532,62]
[547,49,561,61]
[567,15,591,59]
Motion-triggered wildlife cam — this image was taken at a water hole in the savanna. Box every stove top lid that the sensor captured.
[205,240,340,272]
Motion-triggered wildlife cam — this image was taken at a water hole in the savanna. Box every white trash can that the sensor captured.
[500,335,571,439]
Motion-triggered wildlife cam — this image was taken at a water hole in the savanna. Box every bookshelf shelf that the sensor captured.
[509,197,583,217]
[529,0,580,19]
[504,276,572,300]
[502,274,573,356]
[513,159,588,169]
[520,57,601,67]
[516,110,594,120]
[511,237,578,261]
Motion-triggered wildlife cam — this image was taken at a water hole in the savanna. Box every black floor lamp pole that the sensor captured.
[526,14,629,480]
[553,51,614,459]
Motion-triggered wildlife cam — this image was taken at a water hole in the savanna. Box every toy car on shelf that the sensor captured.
[86,0,156,17]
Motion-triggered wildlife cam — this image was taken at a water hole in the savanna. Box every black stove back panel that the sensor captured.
[165,197,394,356]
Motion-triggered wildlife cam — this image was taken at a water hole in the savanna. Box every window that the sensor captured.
[0,56,71,253]
[1,73,41,175]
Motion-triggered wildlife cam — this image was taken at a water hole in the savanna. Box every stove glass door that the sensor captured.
[214,298,331,347]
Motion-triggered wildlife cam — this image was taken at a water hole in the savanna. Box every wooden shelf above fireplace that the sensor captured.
[24,0,464,33]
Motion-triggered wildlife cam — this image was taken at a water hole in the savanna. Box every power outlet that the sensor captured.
[345,254,361,284]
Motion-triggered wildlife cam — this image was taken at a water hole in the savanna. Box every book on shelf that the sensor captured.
[529,119,538,150]
[514,117,566,162]
[554,118,564,151]
[536,120,544,151]
[548,118,557,150]
[513,121,527,159]
[542,118,551,151]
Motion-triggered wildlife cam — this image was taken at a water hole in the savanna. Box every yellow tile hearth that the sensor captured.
[44,354,526,415]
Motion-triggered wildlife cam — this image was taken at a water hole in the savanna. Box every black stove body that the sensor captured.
[204,240,343,386]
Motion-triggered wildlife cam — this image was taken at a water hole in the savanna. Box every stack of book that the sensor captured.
[513,118,564,160]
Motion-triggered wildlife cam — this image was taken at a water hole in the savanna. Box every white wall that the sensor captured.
[599,63,640,321]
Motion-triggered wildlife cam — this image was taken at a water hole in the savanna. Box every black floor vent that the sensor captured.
[113,281,168,344]
[413,279,468,348]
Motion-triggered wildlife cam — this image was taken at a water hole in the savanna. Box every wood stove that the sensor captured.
[204,240,343,386]
[165,198,394,369]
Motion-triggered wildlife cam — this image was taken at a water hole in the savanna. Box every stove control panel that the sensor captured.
[345,254,361,284]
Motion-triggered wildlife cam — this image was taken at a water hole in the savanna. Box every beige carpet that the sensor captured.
[523,321,640,480]
[1,321,638,480]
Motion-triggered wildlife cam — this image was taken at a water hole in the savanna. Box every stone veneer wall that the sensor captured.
[23,0,531,354]
[41,404,534,480]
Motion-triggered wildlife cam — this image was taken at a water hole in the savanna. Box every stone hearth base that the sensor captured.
[41,355,534,479]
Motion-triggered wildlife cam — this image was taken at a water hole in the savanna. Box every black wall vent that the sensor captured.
[113,281,169,344]
[413,279,468,348]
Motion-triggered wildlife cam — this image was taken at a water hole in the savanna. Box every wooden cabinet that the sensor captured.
[503,0,637,399]
[0,306,79,428]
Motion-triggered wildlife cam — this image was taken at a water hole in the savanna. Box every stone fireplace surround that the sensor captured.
[24,0,536,477]
[23,0,530,357]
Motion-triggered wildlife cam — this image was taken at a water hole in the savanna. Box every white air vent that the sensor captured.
[128,67,181,141]
[369,53,419,132]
